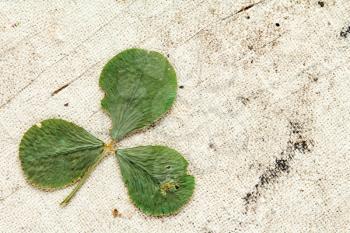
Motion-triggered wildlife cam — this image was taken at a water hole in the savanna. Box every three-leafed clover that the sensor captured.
[19,48,195,217]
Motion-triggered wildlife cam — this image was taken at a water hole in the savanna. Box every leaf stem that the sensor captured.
[60,141,117,207]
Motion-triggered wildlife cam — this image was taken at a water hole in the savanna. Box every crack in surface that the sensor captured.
[0,55,67,110]
[183,0,268,45]
[222,0,267,21]
[0,2,135,110]
[51,84,70,96]
[0,186,22,203]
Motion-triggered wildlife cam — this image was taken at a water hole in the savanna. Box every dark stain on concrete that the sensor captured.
[340,25,350,38]
[237,96,250,105]
[317,1,325,7]
[243,120,314,213]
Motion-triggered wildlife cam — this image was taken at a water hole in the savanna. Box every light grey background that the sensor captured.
[1,0,350,232]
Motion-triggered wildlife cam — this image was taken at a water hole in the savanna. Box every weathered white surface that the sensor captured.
[1,0,350,232]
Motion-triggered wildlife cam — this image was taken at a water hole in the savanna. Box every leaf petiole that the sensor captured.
[60,141,117,207]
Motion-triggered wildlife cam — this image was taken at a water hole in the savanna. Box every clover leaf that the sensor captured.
[19,48,194,216]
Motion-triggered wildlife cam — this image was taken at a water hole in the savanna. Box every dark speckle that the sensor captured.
[149,122,157,128]
[246,15,250,19]
[179,85,184,89]
[289,121,302,134]
[275,159,290,172]
[275,23,280,27]
[209,143,217,151]
[167,54,170,58]
[318,1,325,7]
[293,140,313,153]
[11,22,20,28]
[64,103,69,107]
[311,76,318,82]
[340,25,350,38]
[112,208,121,217]
[237,96,250,105]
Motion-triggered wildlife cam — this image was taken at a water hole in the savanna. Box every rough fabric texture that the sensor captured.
[0,0,350,232]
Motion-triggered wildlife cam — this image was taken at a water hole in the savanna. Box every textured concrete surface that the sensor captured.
[1,0,350,232]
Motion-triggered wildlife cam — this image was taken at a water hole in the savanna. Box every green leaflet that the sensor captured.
[117,146,195,216]
[19,119,104,189]
[19,48,195,217]
[99,48,177,140]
